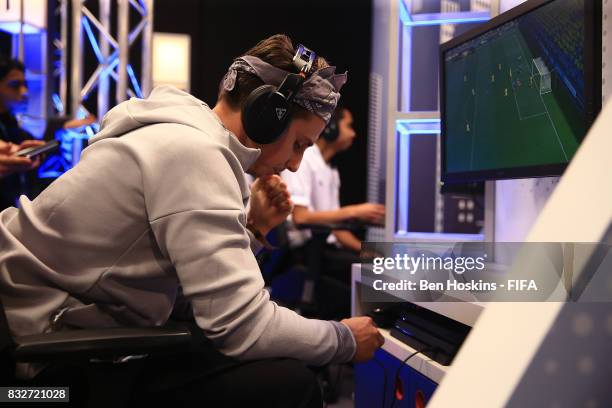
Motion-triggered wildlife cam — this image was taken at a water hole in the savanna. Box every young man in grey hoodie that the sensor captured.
[0,35,383,406]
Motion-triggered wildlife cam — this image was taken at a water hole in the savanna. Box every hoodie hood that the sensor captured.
[89,85,261,171]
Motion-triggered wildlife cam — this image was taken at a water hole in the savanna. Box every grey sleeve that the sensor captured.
[146,144,355,366]
[237,302,356,365]
[246,228,264,255]
[330,321,357,362]
[150,209,356,365]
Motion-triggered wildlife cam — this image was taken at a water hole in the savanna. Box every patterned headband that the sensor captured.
[222,55,348,123]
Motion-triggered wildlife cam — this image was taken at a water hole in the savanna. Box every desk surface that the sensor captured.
[351,264,485,327]
[379,328,448,383]
[351,263,485,383]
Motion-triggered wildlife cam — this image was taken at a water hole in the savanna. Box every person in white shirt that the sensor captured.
[282,106,385,318]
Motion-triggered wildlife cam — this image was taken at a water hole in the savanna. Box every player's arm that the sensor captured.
[63,114,97,129]
[292,204,354,225]
[292,203,385,226]
[332,230,361,253]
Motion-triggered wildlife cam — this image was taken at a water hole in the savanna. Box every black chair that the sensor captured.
[0,297,192,407]
[295,222,364,318]
[259,221,360,314]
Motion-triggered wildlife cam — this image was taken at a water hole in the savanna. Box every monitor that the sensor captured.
[440,0,601,183]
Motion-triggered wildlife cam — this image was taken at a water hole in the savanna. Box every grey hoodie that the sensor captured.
[0,86,356,378]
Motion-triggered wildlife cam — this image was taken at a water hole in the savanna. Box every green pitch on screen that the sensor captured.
[445,15,585,174]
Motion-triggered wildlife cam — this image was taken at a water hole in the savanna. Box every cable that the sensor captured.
[389,347,432,408]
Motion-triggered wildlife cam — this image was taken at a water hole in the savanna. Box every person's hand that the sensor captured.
[360,249,383,260]
[247,175,294,235]
[16,139,46,153]
[346,203,386,225]
[0,140,41,178]
[341,316,385,362]
[16,139,45,169]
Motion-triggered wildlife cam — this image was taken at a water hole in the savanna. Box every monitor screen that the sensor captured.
[441,0,601,183]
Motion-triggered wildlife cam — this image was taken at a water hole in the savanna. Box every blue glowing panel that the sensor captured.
[0,22,43,35]
[400,0,490,27]
[407,12,491,26]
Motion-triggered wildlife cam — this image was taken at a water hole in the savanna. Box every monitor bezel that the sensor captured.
[440,0,602,184]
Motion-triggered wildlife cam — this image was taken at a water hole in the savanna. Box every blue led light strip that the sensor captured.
[399,1,490,27]
[126,64,143,98]
[406,12,491,27]
[82,17,104,63]
[399,0,412,24]
[396,119,441,134]
[397,130,411,234]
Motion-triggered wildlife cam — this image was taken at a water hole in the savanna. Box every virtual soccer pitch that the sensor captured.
[445,26,580,174]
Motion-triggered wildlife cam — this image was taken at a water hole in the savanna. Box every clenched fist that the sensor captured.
[247,175,294,235]
[341,316,385,362]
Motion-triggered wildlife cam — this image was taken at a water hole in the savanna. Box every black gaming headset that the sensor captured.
[321,106,344,142]
[241,44,316,145]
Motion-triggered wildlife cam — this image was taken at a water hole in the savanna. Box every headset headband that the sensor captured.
[222,50,347,124]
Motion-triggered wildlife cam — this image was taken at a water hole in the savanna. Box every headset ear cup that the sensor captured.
[322,118,339,142]
[242,85,291,145]
[242,85,273,143]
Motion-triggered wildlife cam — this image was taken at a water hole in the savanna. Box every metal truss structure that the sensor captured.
[50,0,154,119]
[41,0,154,176]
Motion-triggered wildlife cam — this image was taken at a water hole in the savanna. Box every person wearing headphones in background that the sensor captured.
[281,106,385,318]
[283,106,386,251]
[0,35,382,407]
[0,55,46,210]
